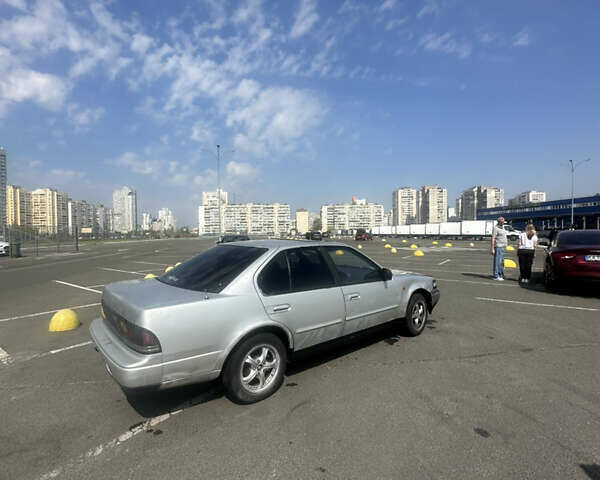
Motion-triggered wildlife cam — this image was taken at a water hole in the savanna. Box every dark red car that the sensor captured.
[355,229,373,241]
[544,230,600,289]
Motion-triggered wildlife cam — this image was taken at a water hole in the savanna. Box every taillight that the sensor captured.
[102,301,161,354]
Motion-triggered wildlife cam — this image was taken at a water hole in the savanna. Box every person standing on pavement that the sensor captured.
[491,217,508,280]
[517,224,538,283]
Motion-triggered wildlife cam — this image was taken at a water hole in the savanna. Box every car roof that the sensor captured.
[219,239,348,250]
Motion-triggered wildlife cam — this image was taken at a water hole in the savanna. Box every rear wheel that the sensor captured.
[404,293,428,336]
[544,266,559,291]
[222,333,286,404]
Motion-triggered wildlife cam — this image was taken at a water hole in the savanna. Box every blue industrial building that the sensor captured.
[477,194,600,230]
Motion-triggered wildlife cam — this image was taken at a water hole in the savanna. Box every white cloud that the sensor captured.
[378,0,397,12]
[1,0,28,10]
[419,32,472,59]
[417,1,439,18]
[0,67,68,112]
[130,33,154,56]
[386,18,407,31]
[479,32,496,44]
[90,2,129,42]
[190,121,215,145]
[512,28,530,47]
[193,168,217,187]
[290,0,319,39]
[226,85,328,157]
[67,103,105,129]
[49,168,86,179]
[113,152,162,176]
[226,161,260,180]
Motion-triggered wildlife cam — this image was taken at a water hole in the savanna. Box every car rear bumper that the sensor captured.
[90,318,164,389]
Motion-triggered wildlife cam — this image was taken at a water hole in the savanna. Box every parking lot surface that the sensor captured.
[1,237,599,480]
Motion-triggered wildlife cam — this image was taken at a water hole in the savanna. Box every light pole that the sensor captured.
[569,158,591,228]
[216,144,221,238]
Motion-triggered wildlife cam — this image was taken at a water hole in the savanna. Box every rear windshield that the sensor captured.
[158,245,267,293]
[558,231,600,247]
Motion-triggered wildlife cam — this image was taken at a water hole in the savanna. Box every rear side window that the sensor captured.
[287,248,335,291]
[324,247,382,284]
[558,231,600,246]
[158,245,267,293]
[258,252,291,295]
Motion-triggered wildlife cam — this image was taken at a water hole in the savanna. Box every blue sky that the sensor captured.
[1,0,599,226]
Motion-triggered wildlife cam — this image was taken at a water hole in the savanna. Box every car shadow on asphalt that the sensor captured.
[286,320,413,377]
[461,272,600,299]
[124,381,224,418]
[580,464,600,480]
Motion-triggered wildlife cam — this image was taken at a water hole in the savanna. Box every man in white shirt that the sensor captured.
[491,217,508,280]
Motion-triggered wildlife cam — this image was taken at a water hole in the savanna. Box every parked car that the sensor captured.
[544,230,600,289]
[355,229,373,241]
[90,240,440,404]
[305,231,322,241]
[0,241,9,255]
[217,234,250,244]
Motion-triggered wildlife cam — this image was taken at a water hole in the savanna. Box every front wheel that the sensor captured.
[222,333,287,404]
[404,293,428,336]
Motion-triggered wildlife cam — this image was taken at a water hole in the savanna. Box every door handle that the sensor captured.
[272,304,291,313]
[347,293,360,301]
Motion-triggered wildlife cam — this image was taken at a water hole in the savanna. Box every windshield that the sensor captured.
[158,245,267,293]
[558,231,600,247]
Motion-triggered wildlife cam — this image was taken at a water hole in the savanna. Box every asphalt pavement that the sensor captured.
[1,237,599,480]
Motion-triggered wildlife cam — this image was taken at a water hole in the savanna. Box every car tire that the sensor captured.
[404,293,428,337]
[222,333,287,404]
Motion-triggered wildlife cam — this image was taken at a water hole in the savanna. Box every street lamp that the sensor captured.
[201,145,234,237]
[568,158,591,228]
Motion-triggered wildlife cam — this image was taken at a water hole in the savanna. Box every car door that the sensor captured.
[323,246,399,335]
[256,247,346,351]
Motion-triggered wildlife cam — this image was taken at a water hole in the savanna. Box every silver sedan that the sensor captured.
[90,240,440,404]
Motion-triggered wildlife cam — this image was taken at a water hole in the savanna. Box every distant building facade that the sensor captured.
[30,188,69,234]
[6,185,32,227]
[295,209,309,234]
[0,148,6,228]
[112,186,137,233]
[508,190,547,207]
[460,186,504,220]
[158,208,176,230]
[198,190,291,235]
[320,197,384,231]
[420,185,448,223]
[392,187,418,225]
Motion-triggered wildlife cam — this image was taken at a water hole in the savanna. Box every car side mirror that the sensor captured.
[381,268,393,281]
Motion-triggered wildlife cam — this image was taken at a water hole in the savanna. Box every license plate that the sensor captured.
[585,255,600,262]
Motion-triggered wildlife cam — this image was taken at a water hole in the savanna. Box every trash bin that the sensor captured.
[10,242,21,258]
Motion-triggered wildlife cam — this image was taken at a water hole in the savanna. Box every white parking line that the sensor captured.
[38,409,183,480]
[98,267,145,276]
[0,347,12,365]
[86,284,105,288]
[438,278,518,288]
[54,280,102,294]
[438,259,451,265]
[0,303,101,323]
[475,297,598,312]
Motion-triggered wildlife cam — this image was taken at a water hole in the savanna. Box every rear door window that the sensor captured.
[324,247,382,285]
[258,252,291,295]
[287,247,336,292]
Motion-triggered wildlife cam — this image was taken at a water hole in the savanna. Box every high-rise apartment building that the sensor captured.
[141,212,152,231]
[30,188,69,234]
[455,197,463,220]
[460,186,504,220]
[0,147,6,228]
[6,185,32,227]
[508,190,547,207]
[320,198,384,231]
[420,186,447,223]
[198,190,290,235]
[158,208,176,230]
[112,186,137,233]
[95,205,113,235]
[295,209,309,234]
[392,187,418,225]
